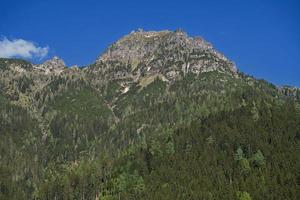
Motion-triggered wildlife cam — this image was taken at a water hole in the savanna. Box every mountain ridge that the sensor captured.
[0,29,299,200]
[95,29,236,80]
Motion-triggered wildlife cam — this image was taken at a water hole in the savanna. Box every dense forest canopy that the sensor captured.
[0,30,299,200]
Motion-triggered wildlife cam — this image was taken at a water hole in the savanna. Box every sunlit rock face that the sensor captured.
[96,29,236,82]
[34,56,66,75]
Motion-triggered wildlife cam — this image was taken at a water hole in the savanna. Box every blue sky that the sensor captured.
[0,0,299,86]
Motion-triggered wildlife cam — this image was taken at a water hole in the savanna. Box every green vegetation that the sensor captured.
[32,101,300,200]
[0,58,299,199]
[48,88,111,119]
[0,58,32,70]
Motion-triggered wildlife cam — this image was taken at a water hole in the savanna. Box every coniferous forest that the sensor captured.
[0,30,299,200]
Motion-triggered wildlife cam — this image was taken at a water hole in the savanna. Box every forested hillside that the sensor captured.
[0,30,299,200]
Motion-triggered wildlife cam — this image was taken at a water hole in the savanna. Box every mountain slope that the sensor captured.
[0,30,299,200]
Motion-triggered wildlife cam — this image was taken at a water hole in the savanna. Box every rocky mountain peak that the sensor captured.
[97,29,215,63]
[43,56,65,67]
[94,29,236,81]
[97,29,172,64]
[34,56,66,74]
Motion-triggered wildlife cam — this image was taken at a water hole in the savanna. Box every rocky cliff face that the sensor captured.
[34,56,66,74]
[95,29,236,82]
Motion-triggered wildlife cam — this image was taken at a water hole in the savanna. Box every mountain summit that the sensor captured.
[34,56,66,74]
[94,29,236,82]
[0,29,299,200]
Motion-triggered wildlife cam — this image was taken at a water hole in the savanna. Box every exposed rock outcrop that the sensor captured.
[95,29,236,82]
[34,56,66,74]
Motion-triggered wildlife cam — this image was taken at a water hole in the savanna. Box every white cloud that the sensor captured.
[0,37,48,59]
